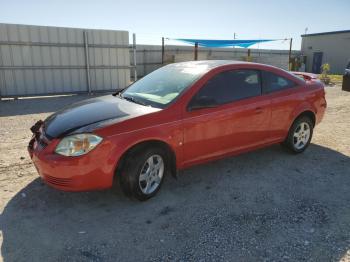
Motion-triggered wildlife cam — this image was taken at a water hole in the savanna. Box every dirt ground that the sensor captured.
[0,85,350,262]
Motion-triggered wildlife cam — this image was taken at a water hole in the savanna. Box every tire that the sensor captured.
[282,116,314,153]
[118,146,168,201]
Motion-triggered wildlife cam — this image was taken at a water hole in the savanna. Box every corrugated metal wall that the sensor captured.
[130,45,301,78]
[0,23,302,97]
[0,23,130,97]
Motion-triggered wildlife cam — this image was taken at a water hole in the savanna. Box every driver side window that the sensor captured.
[189,69,262,109]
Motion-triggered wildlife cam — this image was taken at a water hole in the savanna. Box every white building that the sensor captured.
[301,30,350,74]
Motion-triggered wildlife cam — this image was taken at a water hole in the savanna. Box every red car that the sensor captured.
[28,61,327,200]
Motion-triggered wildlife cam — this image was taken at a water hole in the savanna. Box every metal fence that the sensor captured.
[0,23,303,98]
[0,23,131,98]
[130,45,301,78]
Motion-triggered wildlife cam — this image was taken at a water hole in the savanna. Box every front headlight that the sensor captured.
[55,134,103,157]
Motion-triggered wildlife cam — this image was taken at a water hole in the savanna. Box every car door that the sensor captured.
[261,70,301,141]
[182,69,271,166]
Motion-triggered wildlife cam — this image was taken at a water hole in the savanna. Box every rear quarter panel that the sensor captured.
[288,80,326,130]
[260,68,325,142]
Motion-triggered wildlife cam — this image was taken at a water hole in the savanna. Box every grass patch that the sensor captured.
[328,74,343,84]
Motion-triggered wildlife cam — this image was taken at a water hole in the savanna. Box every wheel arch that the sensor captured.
[282,110,315,153]
[293,110,316,127]
[283,109,316,142]
[114,139,177,180]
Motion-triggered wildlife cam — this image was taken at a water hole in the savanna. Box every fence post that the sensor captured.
[194,42,198,61]
[288,38,293,70]
[161,37,165,64]
[133,33,137,81]
[83,31,91,94]
[143,49,146,78]
[0,43,3,100]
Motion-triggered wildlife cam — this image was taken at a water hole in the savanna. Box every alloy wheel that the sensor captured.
[293,122,311,150]
[138,154,164,195]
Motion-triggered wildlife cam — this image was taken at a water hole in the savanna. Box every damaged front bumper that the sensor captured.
[28,120,115,192]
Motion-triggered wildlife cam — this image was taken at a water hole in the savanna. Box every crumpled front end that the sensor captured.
[28,120,116,191]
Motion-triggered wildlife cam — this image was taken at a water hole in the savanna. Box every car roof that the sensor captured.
[172,60,289,72]
[168,60,251,69]
[166,60,304,85]
[167,60,284,72]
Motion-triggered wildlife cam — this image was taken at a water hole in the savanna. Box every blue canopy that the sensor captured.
[173,38,277,48]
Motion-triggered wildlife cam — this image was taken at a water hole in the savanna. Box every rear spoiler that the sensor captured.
[291,71,319,81]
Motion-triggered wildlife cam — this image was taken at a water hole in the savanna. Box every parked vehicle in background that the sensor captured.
[343,60,350,91]
[345,60,350,76]
[28,61,327,201]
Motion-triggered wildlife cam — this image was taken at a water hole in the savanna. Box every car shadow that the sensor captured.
[1,144,350,261]
[0,93,111,117]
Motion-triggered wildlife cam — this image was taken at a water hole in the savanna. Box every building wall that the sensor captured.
[130,45,300,79]
[301,32,350,74]
[0,23,130,97]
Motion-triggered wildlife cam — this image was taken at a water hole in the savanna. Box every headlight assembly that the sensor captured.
[55,134,103,157]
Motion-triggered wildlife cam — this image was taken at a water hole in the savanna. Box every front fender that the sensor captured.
[100,121,183,178]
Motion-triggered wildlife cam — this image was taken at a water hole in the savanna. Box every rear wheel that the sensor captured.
[283,116,313,153]
[118,147,167,201]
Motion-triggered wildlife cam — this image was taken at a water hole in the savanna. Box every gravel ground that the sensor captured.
[0,86,350,262]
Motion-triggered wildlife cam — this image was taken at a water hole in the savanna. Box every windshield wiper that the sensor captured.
[123,95,148,106]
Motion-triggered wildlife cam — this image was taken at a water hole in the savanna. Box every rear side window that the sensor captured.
[262,71,296,93]
[194,70,261,105]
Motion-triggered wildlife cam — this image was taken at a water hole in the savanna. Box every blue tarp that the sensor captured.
[173,38,277,48]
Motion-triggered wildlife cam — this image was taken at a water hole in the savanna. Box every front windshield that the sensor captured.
[121,62,211,108]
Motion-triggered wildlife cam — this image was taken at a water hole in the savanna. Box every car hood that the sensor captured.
[44,95,160,138]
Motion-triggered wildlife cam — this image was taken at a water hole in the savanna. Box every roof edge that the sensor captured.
[301,29,350,37]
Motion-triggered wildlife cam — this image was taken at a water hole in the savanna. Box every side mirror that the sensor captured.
[188,96,218,111]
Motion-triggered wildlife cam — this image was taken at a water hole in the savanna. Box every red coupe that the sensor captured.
[28,61,327,200]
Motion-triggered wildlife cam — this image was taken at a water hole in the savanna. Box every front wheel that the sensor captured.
[282,116,314,153]
[118,147,167,201]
